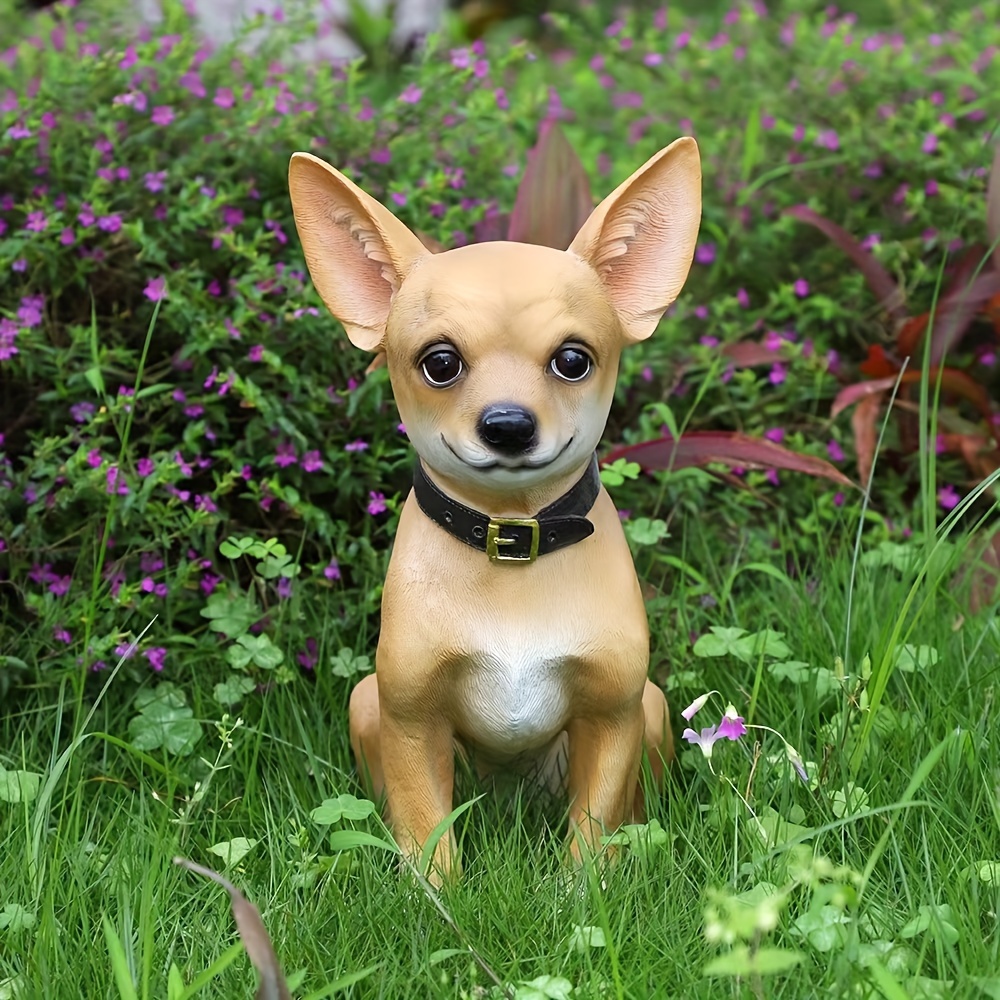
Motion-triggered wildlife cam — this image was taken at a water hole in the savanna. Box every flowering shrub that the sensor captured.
[1,0,998,697]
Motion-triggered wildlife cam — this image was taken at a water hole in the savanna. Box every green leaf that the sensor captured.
[199,591,257,639]
[625,517,669,546]
[832,783,870,818]
[326,830,398,853]
[220,536,257,559]
[900,905,960,946]
[568,925,606,952]
[103,915,139,1000]
[311,794,377,825]
[768,660,811,684]
[428,949,468,966]
[968,861,1000,885]
[230,633,284,670]
[128,685,202,756]
[0,904,36,932]
[704,946,804,977]
[790,906,850,952]
[214,676,257,706]
[207,837,259,867]
[0,767,41,804]
[692,626,748,659]
[970,977,1000,999]
[330,648,372,679]
[731,629,792,664]
[599,458,640,488]
[892,644,939,672]
[166,963,185,1000]
[514,976,575,1000]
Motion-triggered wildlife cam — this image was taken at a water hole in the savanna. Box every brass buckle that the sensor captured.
[486,517,540,563]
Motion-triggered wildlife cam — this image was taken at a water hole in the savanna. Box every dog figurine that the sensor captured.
[288,137,702,880]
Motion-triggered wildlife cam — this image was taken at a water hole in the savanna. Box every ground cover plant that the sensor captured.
[2,0,1000,996]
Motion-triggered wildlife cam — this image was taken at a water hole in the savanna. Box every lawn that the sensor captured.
[2,0,1000,997]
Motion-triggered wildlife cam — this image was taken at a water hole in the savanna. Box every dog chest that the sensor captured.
[454,643,571,756]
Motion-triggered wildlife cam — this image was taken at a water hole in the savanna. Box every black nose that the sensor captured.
[477,404,537,455]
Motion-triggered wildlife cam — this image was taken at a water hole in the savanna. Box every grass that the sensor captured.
[3,494,1000,1000]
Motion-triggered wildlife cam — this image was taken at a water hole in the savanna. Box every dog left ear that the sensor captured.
[568,137,702,343]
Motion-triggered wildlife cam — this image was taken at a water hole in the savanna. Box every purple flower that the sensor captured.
[922,133,938,154]
[717,705,747,740]
[143,276,167,301]
[367,491,387,515]
[793,278,809,297]
[69,403,95,424]
[143,647,167,672]
[681,691,715,721]
[144,171,167,192]
[827,439,845,462]
[137,457,154,476]
[765,427,785,443]
[682,725,722,758]
[323,559,341,581]
[24,211,48,232]
[302,450,323,472]
[248,344,264,361]
[345,439,369,453]
[276,577,293,599]
[59,227,75,245]
[274,442,297,467]
[53,627,72,643]
[769,363,787,385]
[695,242,716,265]
[48,575,72,596]
[297,637,318,669]
[815,129,840,150]
[12,259,27,272]
[97,214,122,233]
[938,484,960,510]
[213,87,235,108]
[106,466,129,495]
[399,83,423,104]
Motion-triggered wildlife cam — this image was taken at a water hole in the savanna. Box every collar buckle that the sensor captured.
[486,517,540,563]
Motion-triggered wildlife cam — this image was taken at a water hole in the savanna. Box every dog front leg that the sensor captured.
[565,706,645,863]
[380,712,458,884]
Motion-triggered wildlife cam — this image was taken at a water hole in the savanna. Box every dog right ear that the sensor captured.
[288,152,430,351]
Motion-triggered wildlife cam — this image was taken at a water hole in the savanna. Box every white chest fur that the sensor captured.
[455,639,571,758]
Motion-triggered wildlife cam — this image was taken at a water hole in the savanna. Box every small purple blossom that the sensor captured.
[274,442,297,467]
[144,276,167,301]
[695,242,716,265]
[144,646,167,672]
[323,559,341,581]
[827,439,845,462]
[367,491,387,515]
[717,705,747,740]
[938,484,960,510]
[302,450,323,472]
[793,278,810,297]
[345,439,369,453]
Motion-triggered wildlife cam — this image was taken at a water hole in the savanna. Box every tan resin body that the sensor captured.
[288,138,702,879]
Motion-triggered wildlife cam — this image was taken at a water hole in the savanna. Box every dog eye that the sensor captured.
[550,347,592,382]
[421,349,464,387]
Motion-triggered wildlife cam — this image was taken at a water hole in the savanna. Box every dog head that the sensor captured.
[288,140,701,498]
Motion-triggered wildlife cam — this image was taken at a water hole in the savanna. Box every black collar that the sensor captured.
[412,455,601,563]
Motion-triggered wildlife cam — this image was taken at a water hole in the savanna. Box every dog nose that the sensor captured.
[477,404,537,455]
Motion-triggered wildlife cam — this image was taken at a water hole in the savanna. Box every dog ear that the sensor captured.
[288,152,430,351]
[568,137,702,343]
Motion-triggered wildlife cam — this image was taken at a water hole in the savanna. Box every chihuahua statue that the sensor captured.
[288,137,702,879]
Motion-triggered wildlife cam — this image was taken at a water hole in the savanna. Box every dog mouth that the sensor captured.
[442,435,574,471]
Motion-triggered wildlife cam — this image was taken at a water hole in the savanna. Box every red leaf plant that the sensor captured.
[785,143,1000,492]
